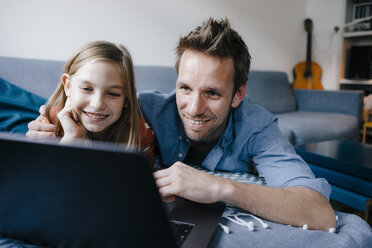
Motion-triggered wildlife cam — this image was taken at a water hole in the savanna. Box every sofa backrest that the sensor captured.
[134,65,177,94]
[0,56,63,98]
[246,71,297,113]
[1,56,297,114]
[0,56,177,98]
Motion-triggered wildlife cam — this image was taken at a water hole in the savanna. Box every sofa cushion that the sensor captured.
[276,111,359,145]
[0,78,46,133]
[246,71,296,114]
[0,56,63,98]
[0,57,178,97]
[134,66,177,94]
[275,123,296,145]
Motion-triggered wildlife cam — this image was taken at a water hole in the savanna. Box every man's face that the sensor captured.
[176,50,244,144]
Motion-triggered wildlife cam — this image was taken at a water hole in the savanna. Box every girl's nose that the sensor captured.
[90,93,105,110]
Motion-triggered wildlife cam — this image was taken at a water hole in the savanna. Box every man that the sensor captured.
[28,18,335,231]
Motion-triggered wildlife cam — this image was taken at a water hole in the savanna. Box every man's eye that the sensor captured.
[208,91,221,97]
[180,86,191,91]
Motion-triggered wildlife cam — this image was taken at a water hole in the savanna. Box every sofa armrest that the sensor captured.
[293,89,364,122]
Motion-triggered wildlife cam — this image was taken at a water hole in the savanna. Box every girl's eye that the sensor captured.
[107,92,121,97]
[81,87,92,92]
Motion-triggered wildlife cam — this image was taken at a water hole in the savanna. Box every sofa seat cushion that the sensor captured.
[275,124,296,145]
[276,111,359,145]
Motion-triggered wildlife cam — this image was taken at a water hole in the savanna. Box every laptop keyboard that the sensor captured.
[168,220,194,247]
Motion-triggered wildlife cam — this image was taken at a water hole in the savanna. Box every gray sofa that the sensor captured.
[0,56,363,145]
[245,71,363,145]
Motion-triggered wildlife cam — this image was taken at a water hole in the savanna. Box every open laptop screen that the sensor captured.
[0,133,176,247]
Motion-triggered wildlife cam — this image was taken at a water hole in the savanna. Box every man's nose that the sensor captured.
[90,93,105,110]
[188,94,205,116]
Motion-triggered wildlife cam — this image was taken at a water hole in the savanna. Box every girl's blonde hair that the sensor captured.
[45,41,141,148]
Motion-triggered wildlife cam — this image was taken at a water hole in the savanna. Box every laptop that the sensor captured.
[0,133,225,248]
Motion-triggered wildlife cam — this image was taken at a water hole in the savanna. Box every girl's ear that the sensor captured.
[61,73,71,97]
[231,84,247,108]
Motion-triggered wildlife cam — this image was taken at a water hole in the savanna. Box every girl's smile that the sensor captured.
[83,111,109,121]
[62,60,125,134]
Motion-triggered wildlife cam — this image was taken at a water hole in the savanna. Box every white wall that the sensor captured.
[0,0,344,89]
[306,0,345,90]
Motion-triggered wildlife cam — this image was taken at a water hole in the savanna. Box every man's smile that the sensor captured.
[188,119,207,125]
[184,115,212,129]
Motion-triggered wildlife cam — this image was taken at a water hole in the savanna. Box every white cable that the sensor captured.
[224,215,255,231]
[225,216,245,226]
[234,215,255,231]
[314,32,336,53]
[218,223,230,234]
[231,212,269,229]
[247,214,269,229]
[247,221,255,232]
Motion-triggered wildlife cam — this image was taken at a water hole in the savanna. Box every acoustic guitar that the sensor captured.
[292,18,323,90]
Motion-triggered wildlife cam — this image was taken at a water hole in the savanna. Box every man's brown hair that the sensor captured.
[175,18,251,93]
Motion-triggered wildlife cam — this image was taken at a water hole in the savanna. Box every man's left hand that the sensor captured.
[153,162,226,203]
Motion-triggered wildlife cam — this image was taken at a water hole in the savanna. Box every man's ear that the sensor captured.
[61,73,71,97]
[231,84,247,108]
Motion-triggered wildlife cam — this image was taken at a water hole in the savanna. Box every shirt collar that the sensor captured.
[221,109,235,148]
[200,109,236,171]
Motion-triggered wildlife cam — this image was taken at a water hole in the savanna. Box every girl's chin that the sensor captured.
[83,124,108,134]
[86,127,107,134]
[83,123,113,139]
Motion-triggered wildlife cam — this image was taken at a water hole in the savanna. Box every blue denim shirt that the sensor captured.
[139,90,331,200]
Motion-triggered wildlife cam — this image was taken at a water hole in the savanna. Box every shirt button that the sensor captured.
[179,136,182,140]
[178,153,183,158]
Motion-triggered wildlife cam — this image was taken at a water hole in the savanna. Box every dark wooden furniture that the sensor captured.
[340,80,372,96]
[296,140,372,221]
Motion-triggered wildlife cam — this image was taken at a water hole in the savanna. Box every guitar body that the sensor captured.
[292,18,324,90]
[293,61,323,89]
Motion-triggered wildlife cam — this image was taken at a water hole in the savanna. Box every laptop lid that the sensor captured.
[0,133,176,247]
[0,133,224,248]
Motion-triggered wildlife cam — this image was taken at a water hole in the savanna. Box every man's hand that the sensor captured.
[153,162,227,203]
[26,105,55,138]
[154,161,336,231]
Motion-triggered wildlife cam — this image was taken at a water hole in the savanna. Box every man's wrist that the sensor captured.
[216,177,236,203]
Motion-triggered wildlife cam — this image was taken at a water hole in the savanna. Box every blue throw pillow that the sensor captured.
[0,78,47,133]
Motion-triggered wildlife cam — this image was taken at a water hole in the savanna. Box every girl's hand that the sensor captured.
[57,98,85,143]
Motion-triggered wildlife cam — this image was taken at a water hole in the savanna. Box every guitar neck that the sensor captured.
[305,32,312,78]
[293,18,323,90]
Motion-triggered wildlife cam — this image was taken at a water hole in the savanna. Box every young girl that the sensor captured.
[45,41,154,163]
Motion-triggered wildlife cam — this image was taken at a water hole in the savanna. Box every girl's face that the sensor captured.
[62,60,125,135]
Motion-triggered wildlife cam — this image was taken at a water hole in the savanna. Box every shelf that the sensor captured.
[340,1,372,84]
[343,30,372,38]
[340,79,372,85]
